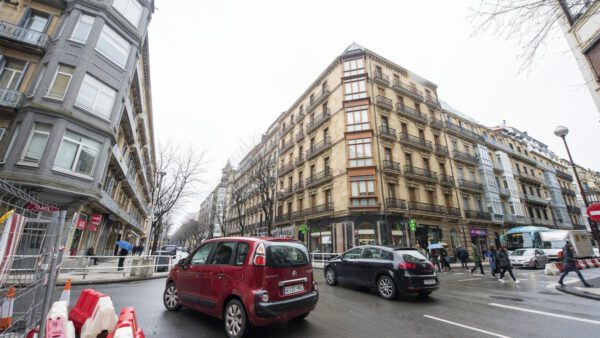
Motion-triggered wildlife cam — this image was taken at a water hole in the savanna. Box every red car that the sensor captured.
[163,237,318,338]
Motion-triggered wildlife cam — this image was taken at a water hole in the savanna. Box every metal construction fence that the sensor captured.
[0,178,67,337]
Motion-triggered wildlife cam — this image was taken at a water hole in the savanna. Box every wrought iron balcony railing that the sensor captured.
[305,136,332,160]
[305,168,332,188]
[305,109,331,133]
[453,150,479,164]
[396,103,428,124]
[382,160,402,173]
[444,121,484,142]
[0,20,49,50]
[376,95,394,111]
[0,87,25,109]
[386,198,407,210]
[374,71,390,86]
[399,132,433,151]
[408,201,445,214]
[392,79,424,101]
[379,125,396,140]
[404,165,438,181]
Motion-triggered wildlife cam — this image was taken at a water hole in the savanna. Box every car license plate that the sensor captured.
[283,283,304,295]
[423,279,436,286]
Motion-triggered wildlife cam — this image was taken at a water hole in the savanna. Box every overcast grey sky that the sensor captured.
[148,0,600,227]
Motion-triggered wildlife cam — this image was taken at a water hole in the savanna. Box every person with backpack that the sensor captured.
[489,245,499,277]
[498,245,518,284]
[440,247,451,271]
[558,241,593,287]
[470,245,484,275]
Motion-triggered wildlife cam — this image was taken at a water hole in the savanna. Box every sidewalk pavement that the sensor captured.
[56,257,168,286]
[556,276,600,301]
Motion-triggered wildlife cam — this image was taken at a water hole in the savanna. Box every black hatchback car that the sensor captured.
[324,246,439,299]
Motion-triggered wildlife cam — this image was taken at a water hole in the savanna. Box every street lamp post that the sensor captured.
[554,126,600,243]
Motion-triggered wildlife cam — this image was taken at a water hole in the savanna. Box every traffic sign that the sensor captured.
[587,203,600,222]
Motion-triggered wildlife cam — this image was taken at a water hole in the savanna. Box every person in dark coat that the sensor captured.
[558,242,593,287]
[440,247,451,271]
[431,249,441,272]
[86,247,98,265]
[489,245,499,277]
[457,246,468,269]
[117,248,129,271]
[470,245,484,275]
[498,246,518,283]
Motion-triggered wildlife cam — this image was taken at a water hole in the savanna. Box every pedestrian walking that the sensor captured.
[558,241,593,287]
[489,245,499,277]
[86,247,98,265]
[416,243,427,258]
[497,245,518,284]
[431,249,442,272]
[117,248,129,271]
[470,245,484,275]
[457,246,468,269]
[440,247,451,271]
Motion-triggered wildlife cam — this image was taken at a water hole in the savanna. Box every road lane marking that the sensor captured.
[489,303,600,325]
[457,278,483,282]
[424,315,511,338]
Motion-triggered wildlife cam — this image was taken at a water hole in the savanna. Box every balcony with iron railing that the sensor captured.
[464,210,491,220]
[295,129,305,142]
[408,201,445,214]
[277,186,294,200]
[382,160,402,174]
[516,171,543,185]
[304,203,334,218]
[295,155,305,166]
[584,187,600,194]
[434,144,449,157]
[386,198,407,210]
[556,170,574,182]
[567,205,582,214]
[453,150,479,164]
[531,217,553,227]
[0,20,50,51]
[281,122,295,136]
[425,96,441,108]
[399,132,433,152]
[561,187,576,197]
[278,161,294,176]
[373,71,390,86]
[439,174,454,186]
[306,86,331,113]
[293,181,305,192]
[444,121,484,143]
[280,139,294,154]
[446,207,461,217]
[305,136,332,160]
[404,165,438,183]
[305,168,332,188]
[520,192,547,205]
[379,125,397,140]
[275,213,293,224]
[0,87,25,109]
[376,95,394,111]
[396,103,428,124]
[305,109,331,133]
[458,178,484,192]
[392,79,424,101]
[504,214,528,224]
[430,117,443,130]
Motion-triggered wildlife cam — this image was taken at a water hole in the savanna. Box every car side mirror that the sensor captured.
[178,259,188,269]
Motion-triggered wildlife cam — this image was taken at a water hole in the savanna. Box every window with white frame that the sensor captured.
[75,74,116,119]
[112,0,143,27]
[344,77,367,100]
[343,58,365,76]
[22,123,51,163]
[350,175,377,207]
[47,65,74,100]
[348,138,373,167]
[346,105,369,132]
[54,130,100,176]
[95,25,130,68]
[70,14,94,43]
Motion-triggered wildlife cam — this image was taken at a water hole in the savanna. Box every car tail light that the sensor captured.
[313,281,318,291]
[253,243,266,266]
[398,262,417,270]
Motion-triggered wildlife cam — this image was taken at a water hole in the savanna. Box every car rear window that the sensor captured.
[266,242,309,268]
[512,249,532,256]
[399,250,429,263]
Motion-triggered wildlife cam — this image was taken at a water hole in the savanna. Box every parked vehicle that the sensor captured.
[501,226,552,251]
[509,248,548,269]
[163,237,318,338]
[323,246,439,299]
[154,249,176,272]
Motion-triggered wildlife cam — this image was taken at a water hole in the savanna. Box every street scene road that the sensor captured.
[63,267,600,338]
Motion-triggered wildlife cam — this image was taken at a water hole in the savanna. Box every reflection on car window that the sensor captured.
[362,247,381,259]
[381,250,394,261]
[235,242,250,265]
[343,248,363,259]
[401,250,428,263]
[211,242,236,265]
[267,243,309,267]
[191,243,215,265]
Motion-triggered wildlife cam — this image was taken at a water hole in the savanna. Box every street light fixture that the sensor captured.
[554,126,600,242]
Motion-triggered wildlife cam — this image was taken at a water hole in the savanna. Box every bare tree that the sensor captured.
[150,141,205,252]
[230,177,247,236]
[170,213,203,248]
[248,149,276,236]
[471,0,600,71]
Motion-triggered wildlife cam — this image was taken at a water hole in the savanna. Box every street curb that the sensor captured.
[56,274,168,286]
[555,277,600,301]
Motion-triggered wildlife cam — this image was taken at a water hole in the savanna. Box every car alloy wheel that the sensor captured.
[377,275,396,300]
[225,300,247,338]
[325,267,337,285]
[163,283,181,311]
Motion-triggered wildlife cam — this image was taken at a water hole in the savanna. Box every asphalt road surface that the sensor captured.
[62,267,600,338]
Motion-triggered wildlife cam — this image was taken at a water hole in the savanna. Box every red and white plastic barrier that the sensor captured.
[45,301,75,338]
[68,289,117,337]
[545,258,600,275]
[107,307,145,338]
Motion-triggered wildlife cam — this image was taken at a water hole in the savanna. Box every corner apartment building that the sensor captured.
[559,1,600,120]
[197,162,230,238]
[221,43,598,255]
[0,0,156,255]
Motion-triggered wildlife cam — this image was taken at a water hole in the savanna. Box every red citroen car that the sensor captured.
[163,237,318,338]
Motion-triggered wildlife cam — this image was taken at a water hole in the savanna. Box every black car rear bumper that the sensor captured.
[255,291,319,318]
[395,275,439,293]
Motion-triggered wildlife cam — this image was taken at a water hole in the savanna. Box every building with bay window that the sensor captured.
[0,0,156,255]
